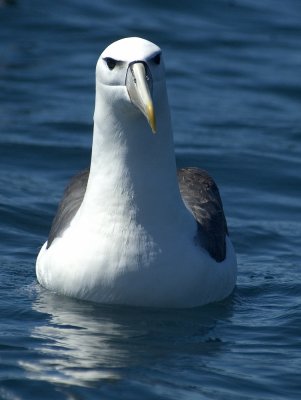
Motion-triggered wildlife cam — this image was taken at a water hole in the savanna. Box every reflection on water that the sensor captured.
[27,289,129,386]
[25,286,234,388]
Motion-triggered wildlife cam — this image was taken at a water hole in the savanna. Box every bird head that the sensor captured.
[96,37,165,134]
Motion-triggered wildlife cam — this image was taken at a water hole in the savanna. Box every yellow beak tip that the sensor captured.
[150,122,157,134]
[147,103,156,134]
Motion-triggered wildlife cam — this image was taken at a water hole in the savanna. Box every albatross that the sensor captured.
[36,37,237,308]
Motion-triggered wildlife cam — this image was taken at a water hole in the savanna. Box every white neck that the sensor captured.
[78,79,194,236]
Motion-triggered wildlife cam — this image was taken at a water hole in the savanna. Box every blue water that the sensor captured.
[1,0,301,398]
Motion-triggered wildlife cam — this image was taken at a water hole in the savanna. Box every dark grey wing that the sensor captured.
[177,167,228,262]
[46,169,90,249]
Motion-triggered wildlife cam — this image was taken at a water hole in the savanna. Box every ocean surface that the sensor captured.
[1,0,301,398]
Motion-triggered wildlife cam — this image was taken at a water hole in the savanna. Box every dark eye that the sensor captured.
[104,57,117,70]
[153,53,161,65]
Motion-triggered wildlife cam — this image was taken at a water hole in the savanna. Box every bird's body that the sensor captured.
[36,37,237,308]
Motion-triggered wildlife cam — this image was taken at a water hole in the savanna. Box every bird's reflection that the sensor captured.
[27,287,133,386]
[25,284,235,387]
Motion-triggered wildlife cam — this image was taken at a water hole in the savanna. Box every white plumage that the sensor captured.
[36,37,237,308]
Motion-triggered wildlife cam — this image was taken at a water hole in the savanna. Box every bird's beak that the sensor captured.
[126,62,156,134]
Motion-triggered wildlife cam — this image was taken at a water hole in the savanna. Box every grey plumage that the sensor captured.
[177,168,228,262]
[47,167,228,262]
[47,169,89,249]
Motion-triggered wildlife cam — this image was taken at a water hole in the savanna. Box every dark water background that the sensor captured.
[1,0,301,399]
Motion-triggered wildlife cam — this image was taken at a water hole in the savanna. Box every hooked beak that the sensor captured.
[126,62,156,134]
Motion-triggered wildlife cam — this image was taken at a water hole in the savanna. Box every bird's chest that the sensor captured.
[56,216,162,275]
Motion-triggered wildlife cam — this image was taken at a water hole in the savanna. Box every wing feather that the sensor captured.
[177,167,228,262]
[47,169,89,249]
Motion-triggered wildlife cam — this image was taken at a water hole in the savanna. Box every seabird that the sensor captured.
[36,37,237,308]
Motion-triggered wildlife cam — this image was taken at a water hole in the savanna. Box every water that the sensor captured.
[1,0,301,398]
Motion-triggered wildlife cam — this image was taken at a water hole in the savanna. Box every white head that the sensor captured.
[95,37,167,134]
